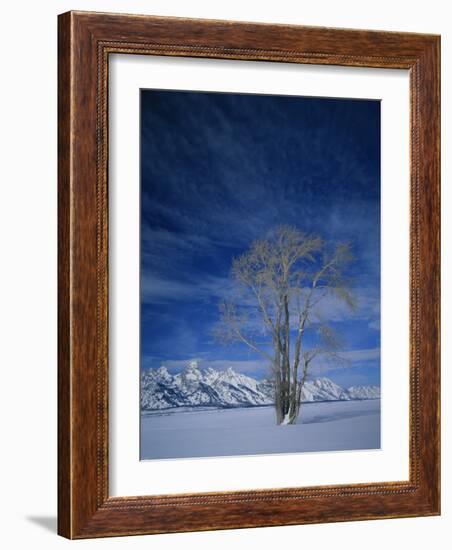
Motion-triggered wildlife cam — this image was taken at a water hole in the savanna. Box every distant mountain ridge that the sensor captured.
[141,361,380,411]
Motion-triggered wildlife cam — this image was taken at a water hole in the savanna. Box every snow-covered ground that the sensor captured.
[140,398,381,460]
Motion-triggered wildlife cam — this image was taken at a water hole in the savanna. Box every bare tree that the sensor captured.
[216,225,355,425]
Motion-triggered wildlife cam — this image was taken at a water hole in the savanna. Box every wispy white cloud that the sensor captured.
[152,357,267,376]
[144,347,379,378]
[337,347,380,363]
[141,273,234,304]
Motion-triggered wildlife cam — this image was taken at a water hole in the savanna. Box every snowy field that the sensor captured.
[140,399,380,460]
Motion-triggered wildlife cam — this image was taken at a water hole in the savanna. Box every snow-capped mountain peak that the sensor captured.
[347,385,381,400]
[153,365,171,381]
[141,361,380,411]
[301,377,347,402]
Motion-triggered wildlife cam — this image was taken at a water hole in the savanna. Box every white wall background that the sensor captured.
[0,1,449,548]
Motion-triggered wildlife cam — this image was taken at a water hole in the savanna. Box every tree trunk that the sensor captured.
[282,294,291,418]
[275,378,284,425]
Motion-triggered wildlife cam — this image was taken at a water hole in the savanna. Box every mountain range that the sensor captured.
[141,361,380,411]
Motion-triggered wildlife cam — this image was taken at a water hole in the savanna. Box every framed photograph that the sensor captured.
[58,11,440,538]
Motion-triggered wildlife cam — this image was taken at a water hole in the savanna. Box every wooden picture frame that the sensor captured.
[58,10,440,539]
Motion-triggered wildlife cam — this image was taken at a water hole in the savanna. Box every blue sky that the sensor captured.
[140,90,381,388]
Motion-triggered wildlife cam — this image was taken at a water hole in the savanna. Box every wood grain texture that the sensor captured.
[57,10,440,539]
[57,10,72,538]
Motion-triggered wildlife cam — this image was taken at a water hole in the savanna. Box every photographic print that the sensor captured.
[140,89,381,460]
